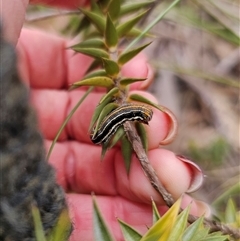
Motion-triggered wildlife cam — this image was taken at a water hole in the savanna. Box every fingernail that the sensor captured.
[159,107,178,145]
[181,194,211,218]
[176,155,204,193]
[195,200,212,218]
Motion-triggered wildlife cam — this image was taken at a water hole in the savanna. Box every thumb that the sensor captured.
[2,0,29,44]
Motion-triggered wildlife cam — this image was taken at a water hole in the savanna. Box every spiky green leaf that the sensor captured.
[93,102,119,137]
[72,76,114,88]
[136,123,148,152]
[204,232,229,240]
[32,205,47,241]
[101,141,110,159]
[129,94,165,112]
[140,199,181,241]
[225,198,237,224]
[151,199,160,224]
[72,47,109,59]
[192,228,209,240]
[80,8,105,34]
[98,0,111,12]
[126,28,154,38]
[105,14,118,49]
[118,42,151,66]
[91,0,103,16]
[107,0,120,20]
[117,10,149,38]
[182,216,204,241]
[83,69,107,80]
[108,127,125,149]
[47,208,72,241]
[62,15,91,36]
[118,218,142,241]
[69,38,105,49]
[121,136,133,174]
[168,206,190,241]
[84,30,103,40]
[120,78,146,86]
[102,58,120,77]
[120,1,154,15]
[89,96,112,131]
[93,196,115,241]
[99,87,119,104]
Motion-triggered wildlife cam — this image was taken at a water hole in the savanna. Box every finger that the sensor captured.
[122,57,154,90]
[181,194,211,218]
[47,139,202,205]
[115,148,200,204]
[67,194,153,241]
[30,0,89,8]
[30,89,69,141]
[17,28,92,89]
[34,88,169,146]
[2,0,28,44]
[2,0,89,44]
[66,193,210,241]
[67,90,169,146]
[17,28,152,90]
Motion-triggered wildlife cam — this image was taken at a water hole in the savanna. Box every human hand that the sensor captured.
[4,1,209,240]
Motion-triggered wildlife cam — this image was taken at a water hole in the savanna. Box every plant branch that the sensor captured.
[123,121,174,207]
[123,120,240,239]
[187,211,240,239]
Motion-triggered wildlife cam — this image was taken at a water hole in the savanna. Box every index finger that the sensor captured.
[30,0,89,8]
[17,29,152,90]
[2,0,89,44]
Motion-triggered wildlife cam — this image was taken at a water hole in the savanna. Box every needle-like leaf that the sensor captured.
[102,58,119,77]
[118,218,142,241]
[72,76,114,88]
[80,8,106,34]
[120,77,146,86]
[47,208,72,241]
[121,136,133,174]
[71,47,109,59]
[32,205,47,241]
[120,1,154,16]
[117,10,149,38]
[92,102,118,137]
[118,42,152,66]
[108,127,125,149]
[105,14,118,49]
[93,196,116,241]
[107,0,120,20]
[69,38,105,49]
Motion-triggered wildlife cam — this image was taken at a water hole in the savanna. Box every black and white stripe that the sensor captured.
[90,103,153,144]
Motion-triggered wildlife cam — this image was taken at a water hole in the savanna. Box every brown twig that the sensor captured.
[188,212,240,239]
[123,121,174,207]
[106,9,240,239]
[123,119,240,240]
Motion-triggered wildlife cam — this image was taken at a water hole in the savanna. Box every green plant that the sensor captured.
[93,196,231,241]
[39,0,240,240]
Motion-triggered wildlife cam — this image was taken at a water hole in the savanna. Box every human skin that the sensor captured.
[2,0,209,240]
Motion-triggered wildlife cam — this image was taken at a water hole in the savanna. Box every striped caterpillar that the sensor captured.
[90,103,153,144]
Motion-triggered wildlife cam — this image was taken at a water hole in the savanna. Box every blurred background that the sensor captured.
[25,0,239,218]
